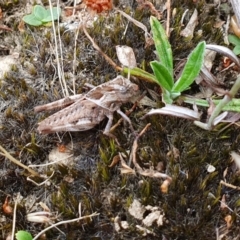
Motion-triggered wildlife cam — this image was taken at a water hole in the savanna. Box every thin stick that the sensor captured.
[32,212,99,240]
[72,26,80,95]
[48,0,69,97]
[194,75,240,130]
[29,154,73,168]
[0,145,39,177]
[230,0,240,28]
[131,123,151,168]
[129,124,172,180]
[220,180,240,190]
[82,26,122,72]
[11,193,21,240]
[27,171,55,186]
[166,0,171,37]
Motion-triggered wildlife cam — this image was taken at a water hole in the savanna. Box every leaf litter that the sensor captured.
[1,0,238,239]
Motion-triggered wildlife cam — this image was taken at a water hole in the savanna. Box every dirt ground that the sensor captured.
[1,0,240,239]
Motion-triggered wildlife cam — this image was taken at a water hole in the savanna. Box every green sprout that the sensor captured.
[121,16,240,130]
[16,230,33,240]
[228,34,240,55]
[23,5,61,26]
[123,16,205,104]
[150,16,205,104]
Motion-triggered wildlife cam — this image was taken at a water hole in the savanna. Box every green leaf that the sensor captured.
[22,14,43,26]
[228,34,240,46]
[150,61,174,92]
[16,230,33,240]
[172,41,206,93]
[33,5,48,21]
[150,16,173,76]
[43,7,61,22]
[233,46,240,55]
[23,5,61,26]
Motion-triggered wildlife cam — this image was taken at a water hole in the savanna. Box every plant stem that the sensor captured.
[183,97,240,112]
[194,75,240,130]
[122,67,157,83]
[0,145,39,177]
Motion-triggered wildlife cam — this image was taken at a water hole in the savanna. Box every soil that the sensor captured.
[1,0,240,239]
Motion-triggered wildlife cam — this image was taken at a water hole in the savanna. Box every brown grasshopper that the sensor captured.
[34,76,140,135]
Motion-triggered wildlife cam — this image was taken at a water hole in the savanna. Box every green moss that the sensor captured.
[140,180,153,204]
[1,1,240,239]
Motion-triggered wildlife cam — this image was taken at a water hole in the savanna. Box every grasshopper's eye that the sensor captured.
[119,86,127,92]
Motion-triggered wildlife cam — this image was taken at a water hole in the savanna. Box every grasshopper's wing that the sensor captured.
[37,100,107,134]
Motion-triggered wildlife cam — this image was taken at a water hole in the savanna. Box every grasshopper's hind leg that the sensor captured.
[116,109,135,133]
[103,113,121,145]
[34,94,84,112]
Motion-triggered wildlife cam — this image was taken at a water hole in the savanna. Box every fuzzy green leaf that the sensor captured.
[172,41,206,93]
[43,7,61,22]
[22,14,42,26]
[150,16,173,76]
[233,46,240,55]
[228,34,240,46]
[16,231,33,240]
[33,5,48,20]
[150,61,174,92]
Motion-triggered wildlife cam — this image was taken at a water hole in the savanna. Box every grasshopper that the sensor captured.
[34,76,140,135]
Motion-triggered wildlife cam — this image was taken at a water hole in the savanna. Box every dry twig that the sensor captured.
[0,145,39,177]
[82,26,122,71]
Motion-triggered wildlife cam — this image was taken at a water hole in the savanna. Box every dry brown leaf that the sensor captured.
[224,215,232,229]
[223,167,228,180]
[230,151,240,170]
[180,9,198,39]
[214,20,225,29]
[27,211,52,223]
[39,202,51,212]
[2,196,12,214]
[116,46,137,68]
[18,20,25,33]
[231,15,240,38]
[120,167,135,175]
[139,168,171,179]
[119,154,135,175]
[108,154,120,168]
[220,194,228,210]
[160,179,171,193]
